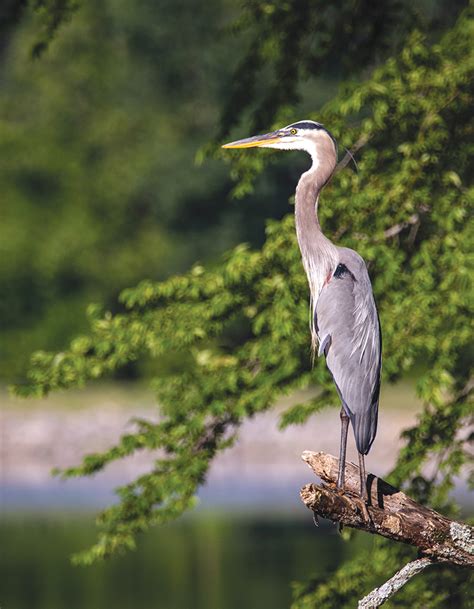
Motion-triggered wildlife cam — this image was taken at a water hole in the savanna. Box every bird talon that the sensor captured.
[354,495,372,525]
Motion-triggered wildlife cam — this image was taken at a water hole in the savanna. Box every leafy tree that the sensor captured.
[15,0,473,606]
[211,0,467,139]
[2,0,466,379]
[0,0,79,58]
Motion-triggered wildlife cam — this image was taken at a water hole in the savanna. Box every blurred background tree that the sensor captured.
[3,0,473,606]
[1,0,234,378]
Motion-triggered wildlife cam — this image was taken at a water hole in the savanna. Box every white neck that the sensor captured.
[294,157,339,348]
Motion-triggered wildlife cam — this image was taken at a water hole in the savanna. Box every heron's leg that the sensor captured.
[358,452,368,501]
[336,407,350,490]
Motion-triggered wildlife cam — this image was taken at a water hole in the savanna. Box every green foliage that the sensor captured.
[11,2,473,606]
[0,0,79,59]
[2,0,467,378]
[17,6,473,583]
[212,0,467,140]
[292,539,474,609]
[30,0,81,56]
[1,0,249,379]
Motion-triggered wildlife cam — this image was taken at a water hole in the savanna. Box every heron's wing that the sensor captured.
[315,251,381,455]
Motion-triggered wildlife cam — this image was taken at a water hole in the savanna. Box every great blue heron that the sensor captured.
[223,120,381,499]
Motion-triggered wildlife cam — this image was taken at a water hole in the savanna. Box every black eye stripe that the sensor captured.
[289,121,322,130]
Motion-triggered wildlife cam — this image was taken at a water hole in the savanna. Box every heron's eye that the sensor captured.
[290,128,297,135]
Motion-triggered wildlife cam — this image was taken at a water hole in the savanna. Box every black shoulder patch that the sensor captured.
[333,263,355,280]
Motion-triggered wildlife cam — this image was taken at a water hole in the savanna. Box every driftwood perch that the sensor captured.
[300,451,473,607]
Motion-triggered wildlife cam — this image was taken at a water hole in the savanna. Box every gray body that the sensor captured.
[315,247,381,454]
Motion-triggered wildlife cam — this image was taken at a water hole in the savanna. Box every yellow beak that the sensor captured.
[222,131,282,149]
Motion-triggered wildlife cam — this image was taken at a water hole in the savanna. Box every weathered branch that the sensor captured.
[300,451,474,568]
[358,557,433,609]
[383,213,420,238]
[383,204,430,239]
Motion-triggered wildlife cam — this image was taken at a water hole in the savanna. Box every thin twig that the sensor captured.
[358,557,433,609]
[384,213,420,238]
[383,205,430,239]
[335,134,370,173]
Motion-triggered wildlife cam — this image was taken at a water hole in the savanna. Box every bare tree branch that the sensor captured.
[358,557,433,608]
[383,204,430,239]
[383,213,420,239]
[300,451,474,569]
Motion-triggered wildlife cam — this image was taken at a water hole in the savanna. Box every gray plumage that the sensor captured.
[222,119,382,497]
[288,122,381,461]
[315,248,381,455]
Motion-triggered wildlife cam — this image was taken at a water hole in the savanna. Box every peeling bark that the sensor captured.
[300,451,474,568]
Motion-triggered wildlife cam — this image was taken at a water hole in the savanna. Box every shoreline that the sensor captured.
[2,381,469,510]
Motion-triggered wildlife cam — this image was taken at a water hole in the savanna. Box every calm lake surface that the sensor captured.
[0,512,365,609]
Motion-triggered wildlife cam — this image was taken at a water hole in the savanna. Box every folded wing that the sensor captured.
[315,249,381,455]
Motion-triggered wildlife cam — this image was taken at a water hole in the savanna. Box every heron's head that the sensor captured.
[222,120,337,166]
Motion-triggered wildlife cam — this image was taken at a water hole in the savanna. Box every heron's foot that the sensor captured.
[353,494,372,526]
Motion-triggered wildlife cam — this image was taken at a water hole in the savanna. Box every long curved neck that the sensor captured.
[294,156,339,310]
[295,167,325,247]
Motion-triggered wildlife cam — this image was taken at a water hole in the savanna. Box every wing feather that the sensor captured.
[315,249,381,454]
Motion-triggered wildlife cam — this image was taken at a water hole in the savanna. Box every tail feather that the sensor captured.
[349,405,378,455]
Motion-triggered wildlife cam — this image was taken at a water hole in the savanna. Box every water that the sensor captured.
[0,512,356,609]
